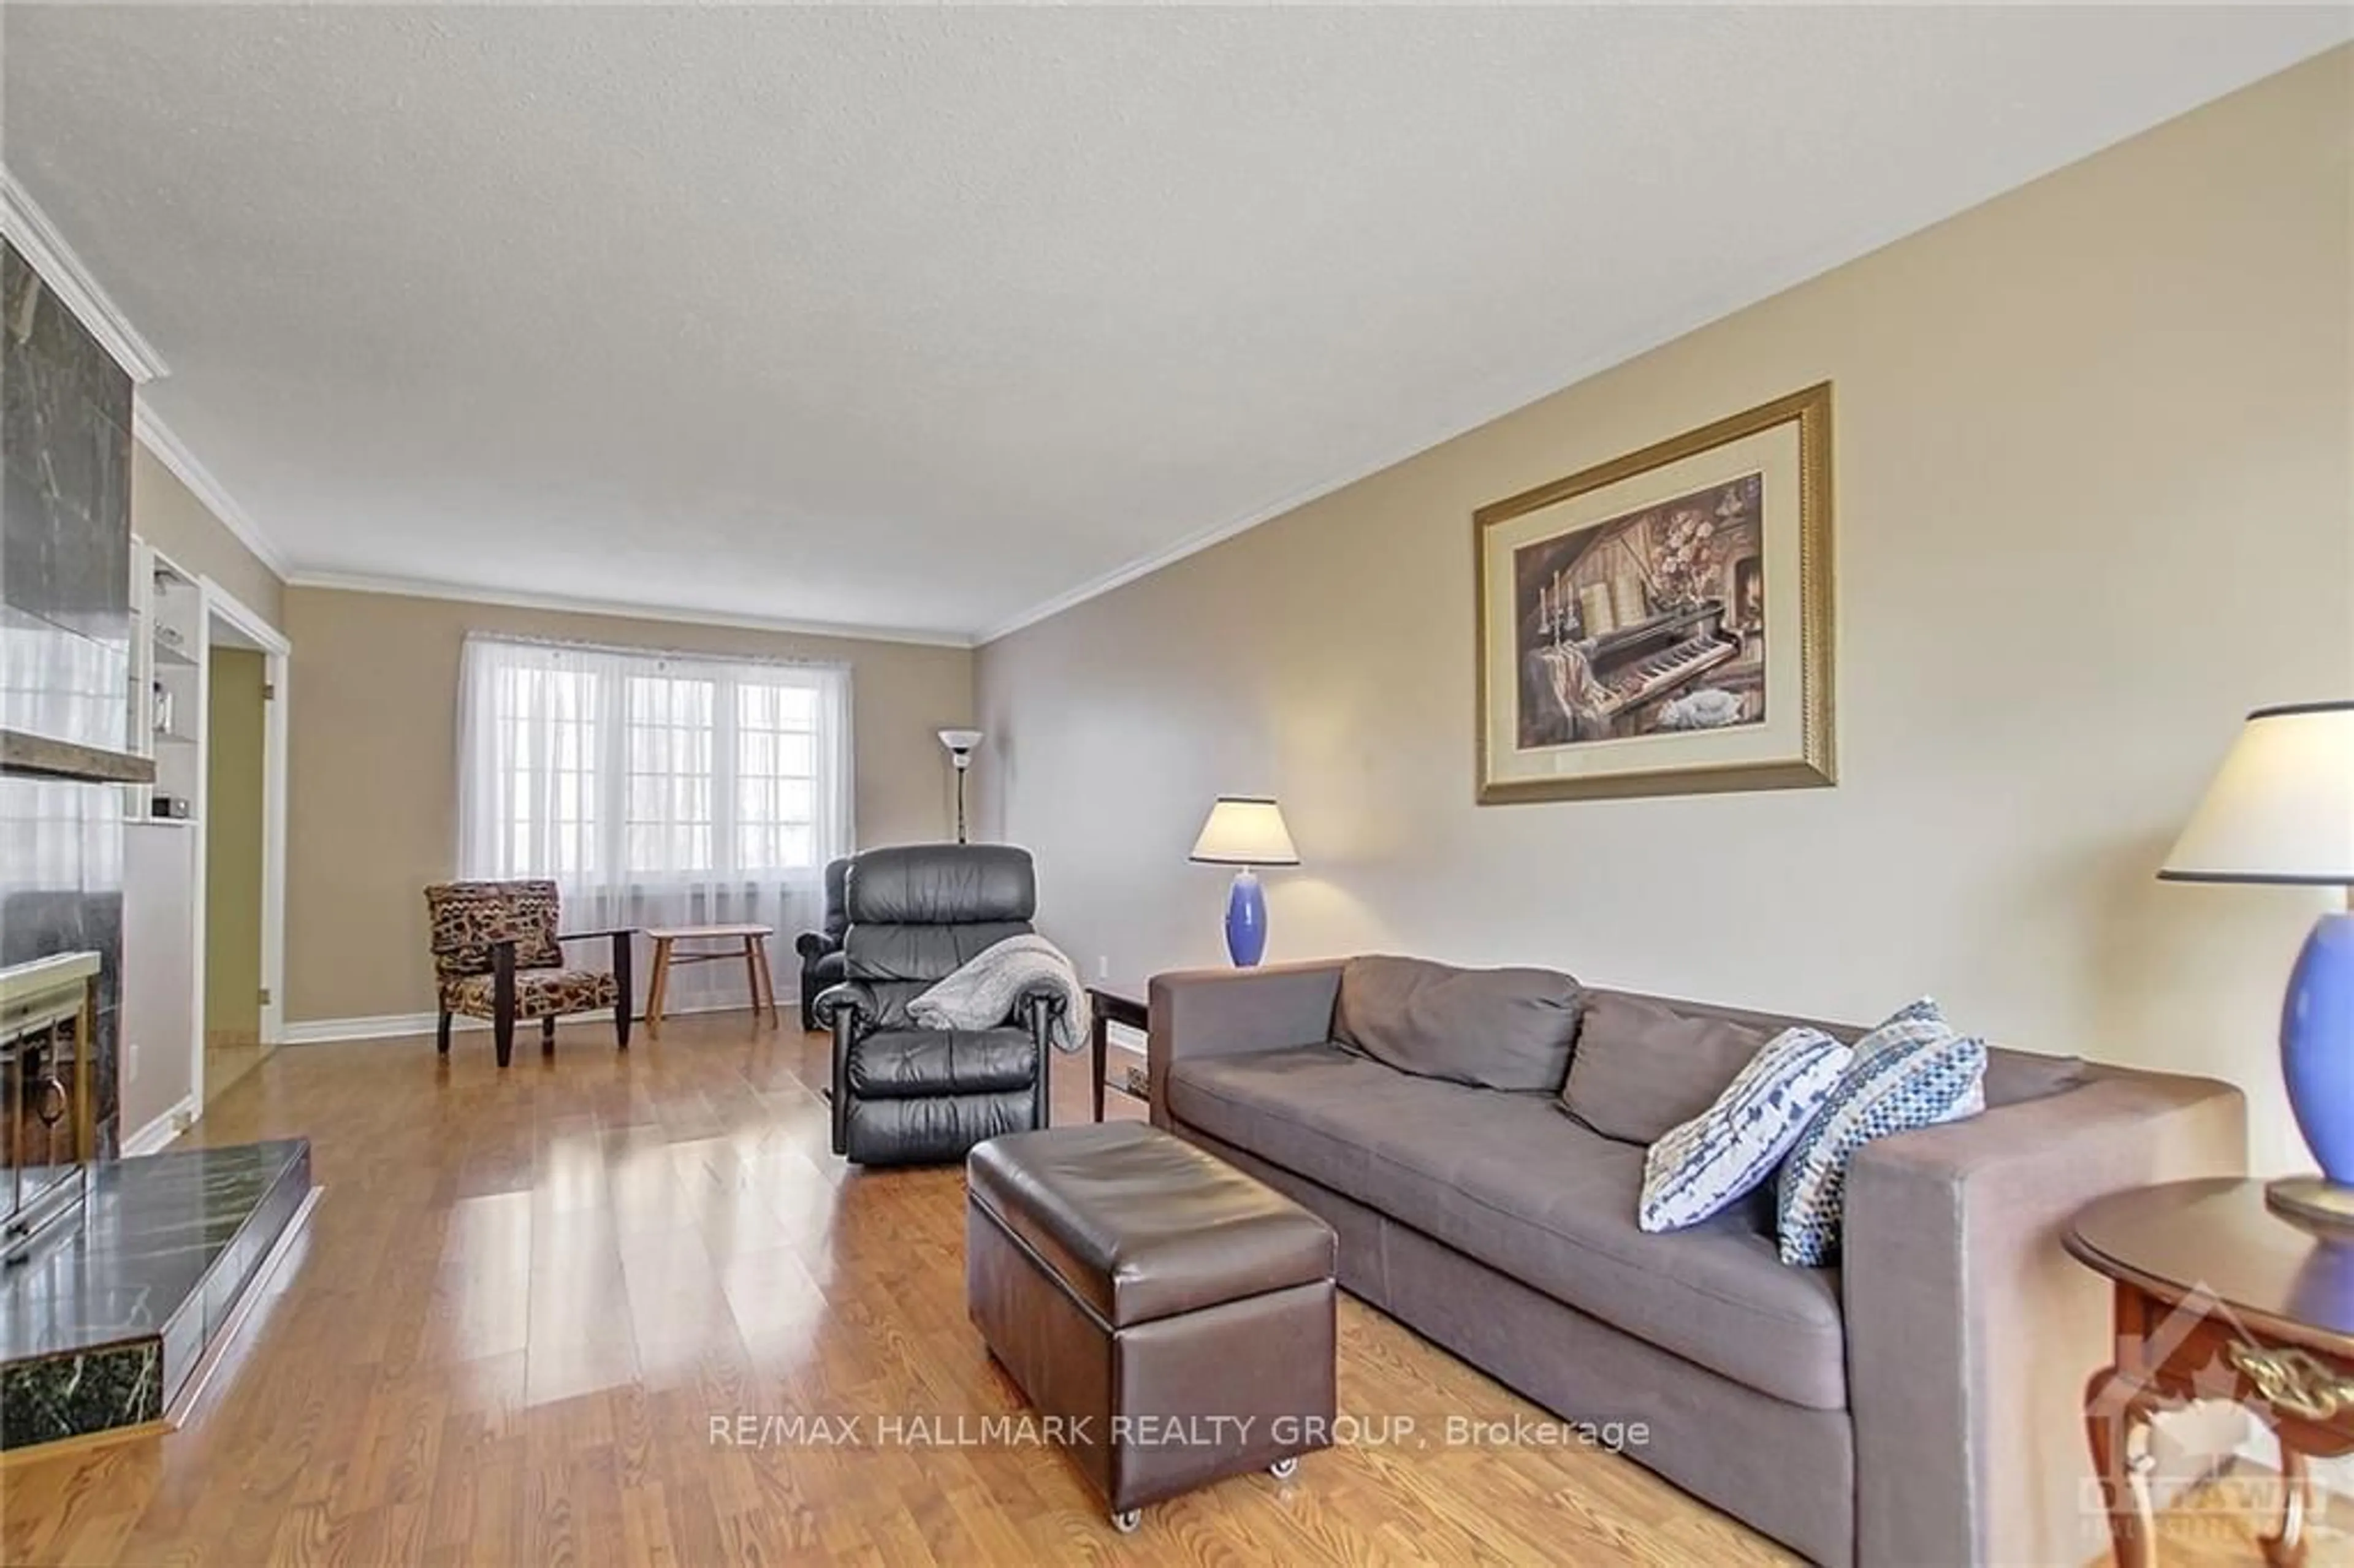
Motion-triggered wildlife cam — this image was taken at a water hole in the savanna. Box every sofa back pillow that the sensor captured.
[1560,991,1775,1145]
[1333,955,1582,1094]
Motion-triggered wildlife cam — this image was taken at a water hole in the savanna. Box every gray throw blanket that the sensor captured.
[907,934,1089,1054]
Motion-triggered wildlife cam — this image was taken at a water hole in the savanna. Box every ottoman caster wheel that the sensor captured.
[1268,1456,1299,1480]
[1111,1509,1141,1534]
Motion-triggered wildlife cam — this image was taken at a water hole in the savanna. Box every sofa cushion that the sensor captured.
[845,1026,1036,1098]
[443,965,619,1020]
[1167,1045,1847,1409]
[1560,991,1775,1144]
[1332,955,1582,1094]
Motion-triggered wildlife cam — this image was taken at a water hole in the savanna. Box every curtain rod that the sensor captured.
[463,630,851,675]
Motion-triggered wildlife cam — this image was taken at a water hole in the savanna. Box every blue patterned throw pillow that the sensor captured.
[1639,1027,1853,1234]
[1774,1003,1988,1267]
[1848,997,1984,1121]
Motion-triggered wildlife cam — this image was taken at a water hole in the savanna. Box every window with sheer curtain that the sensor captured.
[455,636,852,1011]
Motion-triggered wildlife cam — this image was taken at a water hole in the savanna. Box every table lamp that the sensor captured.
[1189,797,1300,968]
[2160,701,2354,1227]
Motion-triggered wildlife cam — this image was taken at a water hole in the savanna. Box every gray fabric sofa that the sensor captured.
[1146,959,2247,1568]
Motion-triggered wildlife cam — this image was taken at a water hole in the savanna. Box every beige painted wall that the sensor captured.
[283,587,975,1022]
[978,50,2354,1177]
[205,645,267,1038]
[130,443,284,630]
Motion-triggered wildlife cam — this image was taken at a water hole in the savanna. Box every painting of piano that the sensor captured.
[1475,384,1835,803]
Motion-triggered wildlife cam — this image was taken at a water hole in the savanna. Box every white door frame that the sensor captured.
[196,579,292,1108]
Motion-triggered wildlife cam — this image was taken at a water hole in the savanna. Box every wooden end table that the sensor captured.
[643,924,779,1039]
[1086,983,1148,1122]
[2066,1178,2354,1567]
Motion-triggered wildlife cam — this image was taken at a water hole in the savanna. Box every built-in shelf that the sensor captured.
[128,816,197,829]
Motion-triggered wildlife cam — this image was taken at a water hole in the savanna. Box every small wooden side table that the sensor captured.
[643,924,779,1039]
[2066,1178,2354,1567]
[1086,984,1148,1122]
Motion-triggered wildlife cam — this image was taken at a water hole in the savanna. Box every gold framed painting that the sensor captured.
[1474,383,1835,804]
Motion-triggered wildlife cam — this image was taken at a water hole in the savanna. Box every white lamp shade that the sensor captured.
[2160,702,2354,885]
[1189,797,1300,866]
[939,728,984,755]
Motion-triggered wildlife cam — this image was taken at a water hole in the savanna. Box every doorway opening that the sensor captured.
[199,587,288,1110]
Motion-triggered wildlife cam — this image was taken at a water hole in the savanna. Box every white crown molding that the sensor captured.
[132,406,293,579]
[0,165,167,384]
[283,569,978,651]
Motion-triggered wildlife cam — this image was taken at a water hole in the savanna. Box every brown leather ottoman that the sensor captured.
[965,1122,1338,1533]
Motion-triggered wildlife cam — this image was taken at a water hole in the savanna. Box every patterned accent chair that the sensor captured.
[794,856,851,1032]
[422,880,635,1067]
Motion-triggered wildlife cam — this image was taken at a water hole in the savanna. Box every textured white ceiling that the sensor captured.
[3,7,2345,642]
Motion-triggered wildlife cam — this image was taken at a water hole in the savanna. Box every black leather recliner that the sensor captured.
[794,857,851,1031]
[815,844,1056,1166]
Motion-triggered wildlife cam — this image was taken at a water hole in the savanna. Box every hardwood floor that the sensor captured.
[0,1013,2001,1565]
[202,1029,272,1108]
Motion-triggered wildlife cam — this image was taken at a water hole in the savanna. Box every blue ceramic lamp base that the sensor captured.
[2268,910,2354,1230]
[1224,869,1268,969]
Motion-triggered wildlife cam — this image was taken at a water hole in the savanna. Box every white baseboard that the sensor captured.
[281,1001,769,1046]
[280,1011,462,1045]
[122,1093,199,1156]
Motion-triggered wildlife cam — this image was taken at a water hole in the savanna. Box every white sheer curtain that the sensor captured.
[455,635,853,1013]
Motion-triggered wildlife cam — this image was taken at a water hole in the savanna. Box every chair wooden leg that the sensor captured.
[436,1011,452,1057]
[743,938,763,1029]
[493,942,517,1068]
[612,931,633,1050]
[541,1016,557,1055]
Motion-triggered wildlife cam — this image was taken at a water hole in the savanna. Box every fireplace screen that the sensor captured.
[1,953,97,1264]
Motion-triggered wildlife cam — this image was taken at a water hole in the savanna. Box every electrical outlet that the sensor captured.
[1095,954,1110,980]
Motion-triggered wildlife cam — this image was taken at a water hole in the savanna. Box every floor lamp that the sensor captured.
[940,729,983,844]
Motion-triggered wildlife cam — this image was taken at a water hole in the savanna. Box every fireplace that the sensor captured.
[0,954,97,1264]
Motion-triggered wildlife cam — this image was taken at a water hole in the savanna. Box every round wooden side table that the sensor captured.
[2066,1178,2354,1567]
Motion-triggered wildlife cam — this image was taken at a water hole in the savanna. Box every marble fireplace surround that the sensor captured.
[1,237,321,1459]
[2,235,137,1159]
